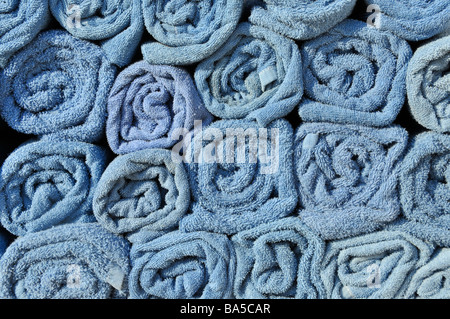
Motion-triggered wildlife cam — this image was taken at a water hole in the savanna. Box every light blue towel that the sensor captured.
[298,19,412,127]
[0,223,130,299]
[141,0,242,65]
[321,230,434,299]
[248,0,356,40]
[107,61,213,155]
[0,0,50,68]
[0,30,116,143]
[179,119,298,235]
[406,35,450,132]
[399,132,450,234]
[363,0,450,41]
[195,22,303,127]
[231,217,326,299]
[93,149,190,241]
[49,0,144,67]
[0,140,107,236]
[129,230,236,299]
[295,122,408,240]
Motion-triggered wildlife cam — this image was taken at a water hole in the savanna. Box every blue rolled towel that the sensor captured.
[93,149,190,240]
[294,122,408,240]
[195,22,303,127]
[49,0,144,67]
[0,30,116,143]
[179,118,298,235]
[0,0,50,68]
[298,19,412,127]
[107,61,213,155]
[406,35,450,132]
[399,132,450,234]
[231,217,326,299]
[0,223,130,299]
[321,230,434,299]
[0,139,107,236]
[248,0,356,41]
[141,0,242,65]
[129,230,236,299]
[363,0,450,41]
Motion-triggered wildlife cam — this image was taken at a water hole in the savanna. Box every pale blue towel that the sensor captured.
[0,140,107,236]
[195,22,303,127]
[295,122,408,240]
[0,30,116,143]
[298,19,412,127]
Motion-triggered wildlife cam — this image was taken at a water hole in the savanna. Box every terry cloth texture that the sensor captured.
[231,217,326,299]
[298,19,412,127]
[0,30,116,143]
[0,140,107,236]
[399,132,450,235]
[0,223,130,299]
[294,123,409,240]
[107,61,213,155]
[406,35,450,132]
[363,0,450,41]
[248,0,356,41]
[141,0,242,65]
[321,230,434,299]
[128,230,236,299]
[49,0,144,67]
[195,22,303,127]
[179,118,298,235]
[93,148,190,241]
[0,0,50,68]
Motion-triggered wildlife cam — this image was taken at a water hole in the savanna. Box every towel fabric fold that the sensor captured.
[0,0,50,68]
[93,149,190,240]
[0,223,130,299]
[0,30,116,143]
[231,217,326,299]
[298,19,412,127]
[294,123,408,240]
[129,230,236,299]
[107,61,213,155]
[406,35,450,132]
[321,230,434,299]
[194,22,303,127]
[49,0,144,67]
[363,0,450,41]
[0,140,107,236]
[248,0,356,41]
[179,119,298,235]
[141,0,242,65]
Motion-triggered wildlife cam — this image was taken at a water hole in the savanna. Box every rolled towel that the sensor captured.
[231,217,326,299]
[141,0,242,65]
[406,35,450,132]
[93,148,190,240]
[399,132,450,233]
[179,118,298,235]
[195,22,303,127]
[129,230,236,299]
[0,30,116,143]
[363,0,450,41]
[49,0,143,67]
[298,19,412,127]
[0,223,130,299]
[107,61,213,155]
[248,0,356,41]
[0,0,50,68]
[0,140,107,236]
[294,122,408,240]
[321,230,433,299]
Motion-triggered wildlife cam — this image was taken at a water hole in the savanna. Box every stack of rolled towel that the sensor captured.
[0,0,449,300]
